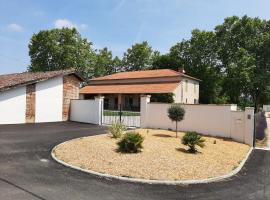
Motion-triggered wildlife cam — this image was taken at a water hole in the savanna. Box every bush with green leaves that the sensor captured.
[108,122,126,138]
[117,132,144,153]
[181,131,205,153]
[167,104,185,138]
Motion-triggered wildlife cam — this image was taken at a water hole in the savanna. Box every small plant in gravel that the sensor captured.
[117,132,144,153]
[181,131,205,153]
[108,122,126,139]
[167,104,185,138]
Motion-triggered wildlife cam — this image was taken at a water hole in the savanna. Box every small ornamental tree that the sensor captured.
[167,104,185,138]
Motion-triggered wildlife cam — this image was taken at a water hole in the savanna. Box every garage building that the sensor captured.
[0,70,82,124]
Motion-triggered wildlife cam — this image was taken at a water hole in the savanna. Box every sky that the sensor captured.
[0,0,270,74]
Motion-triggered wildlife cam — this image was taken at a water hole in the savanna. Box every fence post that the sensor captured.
[140,95,151,128]
[244,107,255,146]
[94,96,104,125]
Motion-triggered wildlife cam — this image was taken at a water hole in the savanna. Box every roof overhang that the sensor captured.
[80,82,180,94]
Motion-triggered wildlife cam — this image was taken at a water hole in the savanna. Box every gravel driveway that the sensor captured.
[0,122,270,200]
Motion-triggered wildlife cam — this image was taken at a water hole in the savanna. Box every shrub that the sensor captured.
[108,122,126,138]
[117,132,144,153]
[181,131,205,153]
[167,104,185,138]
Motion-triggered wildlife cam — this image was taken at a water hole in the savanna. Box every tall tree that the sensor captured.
[169,30,223,104]
[93,47,115,77]
[215,16,270,109]
[28,28,96,79]
[122,41,155,71]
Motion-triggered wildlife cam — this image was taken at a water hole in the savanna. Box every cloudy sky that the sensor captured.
[0,0,270,74]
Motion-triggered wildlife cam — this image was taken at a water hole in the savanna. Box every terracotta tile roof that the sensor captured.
[92,69,200,81]
[0,70,82,92]
[92,69,180,80]
[80,82,179,94]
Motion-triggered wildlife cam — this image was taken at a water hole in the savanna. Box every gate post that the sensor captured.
[244,107,255,146]
[140,95,151,128]
[94,96,104,125]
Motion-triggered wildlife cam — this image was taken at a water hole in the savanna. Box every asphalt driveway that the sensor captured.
[0,122,270,200]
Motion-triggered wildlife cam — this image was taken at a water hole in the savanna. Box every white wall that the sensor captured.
[143,103,233,137]
[35,76,63,123]
[263,105,270,112]
[141,96,254,145]
[70,97,103,124]
[173,78,199,104]
[0,86,26,124]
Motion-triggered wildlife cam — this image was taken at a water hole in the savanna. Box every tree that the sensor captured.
[167,105,185,138]
[152,54,178,70]
[215,16,270,109]
[93,47,115,77]
[122,41,155,71]
[28,28,96,79]
[169,30,223,104]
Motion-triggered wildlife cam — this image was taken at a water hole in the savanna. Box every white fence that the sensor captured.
[70,97,103,124]
[140,95,254,145]
[102,115,140,127]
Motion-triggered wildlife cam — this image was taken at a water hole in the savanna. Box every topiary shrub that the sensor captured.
[108,122,126,139]
[167,104,185,138]
[181,131,205,153]
[117,132,144,153]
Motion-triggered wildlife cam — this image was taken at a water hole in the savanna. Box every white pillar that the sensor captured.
[244,107,255,146]
[94,96,104,125]
[140,95,151,128]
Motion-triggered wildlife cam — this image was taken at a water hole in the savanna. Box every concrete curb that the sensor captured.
[51,139,253,185]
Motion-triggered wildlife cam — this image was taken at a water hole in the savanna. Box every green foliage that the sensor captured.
[168,105,185,137]
[93,48,124,77]
[181,132,205,153]
[151,93,175,103]
[122,41,157,71]
[28,28,96,79]
[108,122,126,139]
[169,30,222,104]
[117,132,144,153]
[153,15,270,108]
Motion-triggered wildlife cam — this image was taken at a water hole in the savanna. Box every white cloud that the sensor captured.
[54,19,77,29]
[7,23,23,32]
[54,19,88,30]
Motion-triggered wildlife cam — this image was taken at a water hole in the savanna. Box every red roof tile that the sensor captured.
[80,82,179,94]
[0,70,82,92]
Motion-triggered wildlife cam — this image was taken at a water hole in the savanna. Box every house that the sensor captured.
[0,70,82,124]
[80,69,200,111]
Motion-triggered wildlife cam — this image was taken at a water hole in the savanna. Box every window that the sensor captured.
[194,83,196,93]
[185,80,188,92]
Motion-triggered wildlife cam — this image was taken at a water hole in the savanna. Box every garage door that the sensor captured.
[0,86,26,124]
[35,77,63,123]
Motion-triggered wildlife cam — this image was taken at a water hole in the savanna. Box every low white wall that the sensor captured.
[35,76,63,123]
[263,105,270,112]
[0,86,26,124]
[70,97,103,124]
[141,96,254,145]
[143,103,234,138]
